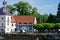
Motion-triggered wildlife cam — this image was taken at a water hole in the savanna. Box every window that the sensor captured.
[1,29,4,31]
[2,23,3,26]
[19,23,21,24]
[29,23,32,24]
[12,24,13,26]
[29,25,32,27]
[7,23,9,26]
[23,23,27,24]
[7,17,9,26]
[8,17,9,21]
[2,18,4,20]
[7,17,9,22]
[15,24,16,26]
[7,28,9,31]
[29,27,32,30]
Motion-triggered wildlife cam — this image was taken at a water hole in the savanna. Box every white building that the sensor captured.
[0,0,37,33]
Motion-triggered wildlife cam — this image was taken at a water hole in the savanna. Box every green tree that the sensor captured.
[13,1,32,15]
[56,3,60,22]
[47,13,56,23]
[33,24,44,30]
[41,14,48,23]
[34,13,41,23]
[6,1,41,23]
[44,23,55,29]
[55,23,60,29]
[57,3,60,18]
[6,5,16,14]
[33,24,40,30]
[32,7,37,15]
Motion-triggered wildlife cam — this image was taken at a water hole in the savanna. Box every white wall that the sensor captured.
[5,15,11,27]
[34,17,37,24]
[5,15,16,33]
[0,15,16,33]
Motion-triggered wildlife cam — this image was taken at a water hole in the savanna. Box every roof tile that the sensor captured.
[11,16,35,23]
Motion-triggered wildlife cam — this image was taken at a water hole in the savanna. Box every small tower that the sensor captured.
[3,0,7,7]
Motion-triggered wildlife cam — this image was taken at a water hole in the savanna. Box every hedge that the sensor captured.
[55,23,60,29]
[33,24,44,30]
[33,23,60,30]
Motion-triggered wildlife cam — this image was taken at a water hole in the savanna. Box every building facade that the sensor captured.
[0,0,37,33]
[11,16,37,33]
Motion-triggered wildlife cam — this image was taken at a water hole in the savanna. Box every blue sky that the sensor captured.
[0,0,60,15]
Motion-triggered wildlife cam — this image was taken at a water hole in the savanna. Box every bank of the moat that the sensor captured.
[0,33,60,40]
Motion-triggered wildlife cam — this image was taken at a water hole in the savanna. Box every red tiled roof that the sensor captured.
[11,16,35,23]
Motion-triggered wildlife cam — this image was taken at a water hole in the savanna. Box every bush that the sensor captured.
[44,23,55,29]
[33,23,60,30]
[33,24,40,30]
[39,24,44,29]
[33,24,44,30]
[55,23,60,29]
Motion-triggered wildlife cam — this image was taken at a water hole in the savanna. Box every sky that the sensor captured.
[0,0,60,15]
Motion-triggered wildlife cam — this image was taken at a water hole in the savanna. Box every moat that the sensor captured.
[0,33,60,40]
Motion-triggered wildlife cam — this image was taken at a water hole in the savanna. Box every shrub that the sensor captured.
[33,23,60,30]
[33,24,40,30]
[33,24,44,30]
[33,23,55,29]
[54,23,60,29]
[44,23,55,29]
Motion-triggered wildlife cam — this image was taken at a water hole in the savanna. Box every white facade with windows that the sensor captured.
[0,15,16,33]
[5,15,16,33]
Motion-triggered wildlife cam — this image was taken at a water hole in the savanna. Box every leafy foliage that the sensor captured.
[41,14,48,23]
[6,1,41,23]
[57,3,60,18]
[47,13,56,23]
[33,24,44,30]
[55,23,60,29]
[13,1,32,15]
[6,2,60,23]
[6,5,16,14]
[56,3,60,23]
[44,23,55,29]
[33,23,60,30]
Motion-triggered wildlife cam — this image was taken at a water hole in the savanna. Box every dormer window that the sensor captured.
[19,23,21,24]
[29,23,32,24]
[23,23,27,24]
